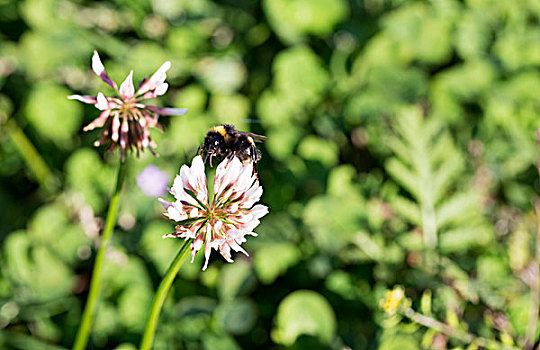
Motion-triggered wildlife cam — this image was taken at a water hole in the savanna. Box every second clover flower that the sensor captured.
[159,155,268,270]
[69,51,188,160]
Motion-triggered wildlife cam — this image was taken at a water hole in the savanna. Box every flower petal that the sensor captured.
[154,82,168,96]
[250,204,269,219]
[146,106,188,116]
[158,198,172,210]
[68,95,97,104]
[119,70,135,99]
[191,235,204,263]
[111,114,120,142]
[91,51,117,89]
[138,61,171,94]
[218,241,233,262]
[187,156,208,203]
[235,162,255,193]
[202,243,212,271]
[83,109,111,131]
[214,157,242,198]
[95,92,109,110]
[242,184,263,208]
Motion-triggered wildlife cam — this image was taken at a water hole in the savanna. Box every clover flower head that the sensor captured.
[69,51,187,160]
[136,165,170,197]
[159,155,268,270]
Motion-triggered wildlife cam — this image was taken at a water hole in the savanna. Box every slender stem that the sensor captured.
[73,157,127,350]
[140,240,191,350]
[403,308,520,350]
[421,203,438,249]
[5,119,58,195]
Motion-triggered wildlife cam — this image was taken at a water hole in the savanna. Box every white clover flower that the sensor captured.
[69,51,187,160]
[159,155,268,270]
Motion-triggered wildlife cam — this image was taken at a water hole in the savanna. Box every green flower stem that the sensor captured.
[5,119,58,195]
[402,307,520,350]
[140,240,191,350]
[73,157,128,350]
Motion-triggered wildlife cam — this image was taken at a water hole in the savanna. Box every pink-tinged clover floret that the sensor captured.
[68,51,187,160]
[159,155,268,270]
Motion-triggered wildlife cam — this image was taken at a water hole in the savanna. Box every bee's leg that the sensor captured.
[209,152,214,167]
[204,150,211,164]
[251,144,258,162]
[223,152,235,169]
[253,162,259,177]
[196,144,202,156]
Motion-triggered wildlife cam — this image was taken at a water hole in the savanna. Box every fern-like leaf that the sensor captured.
[385,106,490,251]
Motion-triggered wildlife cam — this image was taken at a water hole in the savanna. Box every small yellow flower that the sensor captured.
[380,287,405,315]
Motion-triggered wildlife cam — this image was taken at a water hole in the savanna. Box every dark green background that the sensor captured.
[0,0,539,348]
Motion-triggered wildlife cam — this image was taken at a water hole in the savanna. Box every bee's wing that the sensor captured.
[237,131,268,142]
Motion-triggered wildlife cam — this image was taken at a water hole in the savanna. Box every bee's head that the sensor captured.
[205,131,225,152]
[201,131,227,166]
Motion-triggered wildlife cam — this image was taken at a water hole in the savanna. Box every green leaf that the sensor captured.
[382,2,454,64]
[25,83,82,145]
[476,255,510,289]
[385,158,420,200]
[118,286,152,331]
[196,57,247,94]
[297,135,338,167]
[303,193,365,252]
[4,231,72,302]
[327,165,357,196]
[140,222,183,275]
[202,333,241,350]
[254,243,300,284]
[436,192,480,229]
[65,148,114,212]
[272,46,330,107]
[210,94,251,127]
[213,298,257,335]
[30,246,73,300]
[265,126,303,160]
[4,231,34,287]
[385,106,488,251]
[389,196,421,226]
[93,301,119,338]
[272,290,336,346]
[114,344,137,350]
[217,260,256,301]
[439,226,492,253]
[379,334,419,350]
[508,293,532,337]
[102,254,152,296]
[455,13,492,59]
[28,204,89,264]
[263,0,348,43]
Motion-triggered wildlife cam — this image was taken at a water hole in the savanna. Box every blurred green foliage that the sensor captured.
[1,0,540,349]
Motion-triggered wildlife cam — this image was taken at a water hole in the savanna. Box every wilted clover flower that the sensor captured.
[69,51,187,160]
[159,155,268,270]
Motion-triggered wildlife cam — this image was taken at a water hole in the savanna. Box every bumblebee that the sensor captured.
[199,124,267,167]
